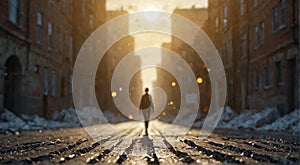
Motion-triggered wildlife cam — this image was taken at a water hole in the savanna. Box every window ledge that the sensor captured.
[8,19,22,29]
[278,82,285,86]
[279,24,286,30]
[264,85,270,89]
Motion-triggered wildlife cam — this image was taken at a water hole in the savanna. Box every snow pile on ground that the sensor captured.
[222,107,280,129]
[219,106,237,123]
[51,107,128,125]
[51,108,81,125]
[0,109,78,132]
[259,109,300,132]
[193,106,237,127]
[0,107,129,132]
[195,107,299,132]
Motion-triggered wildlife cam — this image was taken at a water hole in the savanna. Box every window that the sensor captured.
[223,4,228,26]
[215,17,219,32]
[280,0,286,27]
[89,14,94,28]
[51,70,56,96]
[254,70,259,90]
[48,22,53,50]
[57,27,62,52]
[69,0,73,14]
[254,0,259,7]
[44,67,49,95]
[81,0,86,18]
[62,0,66,13]
[68,36,73,60]
[275,60,284,85]
[227,38,232,62]
[48,0,54,5]
[64,33,67,53]
[8,0,22,25]
[223,43,227,64]
[62,32,66,53]
[264,66,270,87]
[273,8,278,31]
[254,25,259,47]
[260,22,265,44]
[241,33,247,56]
[240,0,246,16]
[69,74,72,94]
[60,77,65,97]
[36,12,43,44]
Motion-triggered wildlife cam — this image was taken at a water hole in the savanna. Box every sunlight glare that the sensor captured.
[143,5,160,21]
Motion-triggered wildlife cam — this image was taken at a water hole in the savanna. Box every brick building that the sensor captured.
[0,0,74,117]
[158,7,208,120]
[95,9,141,120]
[247,0,299,114]
[0,0,107,118]
[72,0,106,110]
[72,0,106,65]
[204,0,299,113]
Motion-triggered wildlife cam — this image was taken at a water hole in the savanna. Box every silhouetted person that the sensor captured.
[139,88,154,135]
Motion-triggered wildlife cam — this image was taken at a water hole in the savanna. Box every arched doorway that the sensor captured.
[4,56,22,113]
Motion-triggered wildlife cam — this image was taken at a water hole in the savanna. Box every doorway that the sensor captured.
[286,59,296,113]
[3,56,22,113]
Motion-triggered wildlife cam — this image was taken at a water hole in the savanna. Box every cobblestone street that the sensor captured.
[0,121,299,164]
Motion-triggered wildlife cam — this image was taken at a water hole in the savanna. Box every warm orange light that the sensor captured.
[162,112,166,116]
[171,81,176,87]
[203,106,209,113]
[169,101,174,105]
[128,114,133,119]
[197,77,203,84]
[111,92,117,97]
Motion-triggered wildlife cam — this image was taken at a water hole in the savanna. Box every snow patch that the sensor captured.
[0,107,130,132]
[259,109,300,132]
[195,106,299,132]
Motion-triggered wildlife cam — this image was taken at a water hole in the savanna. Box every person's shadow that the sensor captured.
[136,135,160,164]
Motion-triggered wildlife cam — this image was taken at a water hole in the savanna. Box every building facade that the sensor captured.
[247,0,299,114]
[0,0,74,117]
[95,9,142,121]
[158,7,208,120]
[204,0,299,113]
[0,0,107,118]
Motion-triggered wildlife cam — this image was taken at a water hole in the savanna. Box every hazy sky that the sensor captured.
[107,0,208,12]
[106,0,208,88]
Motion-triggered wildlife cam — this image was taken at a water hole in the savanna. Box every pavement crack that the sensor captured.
[257,140,300,152]
[116,139,136,164]
[207,140,295,164]
[0,140,61,154]
[58,136,111,163]
[163,138,195,164]
[87,138,124,164]
[183,139,243,164]
[17,138,88,164]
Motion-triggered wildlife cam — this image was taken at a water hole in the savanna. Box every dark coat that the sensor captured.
[139,93,153,110]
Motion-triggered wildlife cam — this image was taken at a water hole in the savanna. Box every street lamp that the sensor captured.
[171,81,176,87]
[197,77,203,84]
[111,91,117,97]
